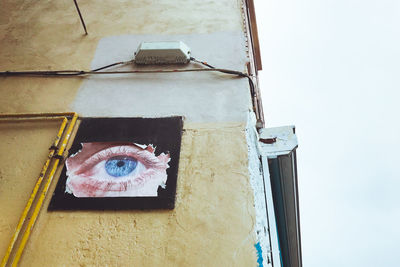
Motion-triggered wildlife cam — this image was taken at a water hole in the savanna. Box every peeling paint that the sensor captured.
[246,111,272,266]
[255,242,264,267]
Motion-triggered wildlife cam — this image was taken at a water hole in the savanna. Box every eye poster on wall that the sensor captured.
[48,117,183,210]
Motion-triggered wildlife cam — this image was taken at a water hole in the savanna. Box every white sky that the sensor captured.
[254,0,400,266]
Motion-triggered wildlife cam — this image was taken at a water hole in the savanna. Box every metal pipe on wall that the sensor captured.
[0,113,78,267]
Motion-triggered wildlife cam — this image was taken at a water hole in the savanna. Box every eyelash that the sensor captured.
[65,142,171,197]
[74,145,158,176]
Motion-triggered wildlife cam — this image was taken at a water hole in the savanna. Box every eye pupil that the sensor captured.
[105,156,137,177]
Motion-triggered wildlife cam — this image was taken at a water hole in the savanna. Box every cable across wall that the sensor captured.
[0,58,262,125]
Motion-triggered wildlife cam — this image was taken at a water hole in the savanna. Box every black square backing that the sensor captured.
[48,117,183,210]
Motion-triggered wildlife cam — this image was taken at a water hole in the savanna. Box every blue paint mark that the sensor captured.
[254,242,264,267]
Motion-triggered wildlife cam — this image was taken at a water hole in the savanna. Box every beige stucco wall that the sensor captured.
[0,121,61,256]
[0,0,244,114]
[0,1,260,266]
[18,123,256,267]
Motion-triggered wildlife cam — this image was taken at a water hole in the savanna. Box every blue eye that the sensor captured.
[105,156,137,177]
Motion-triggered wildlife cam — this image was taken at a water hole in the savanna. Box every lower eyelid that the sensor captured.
[66,144,170,197]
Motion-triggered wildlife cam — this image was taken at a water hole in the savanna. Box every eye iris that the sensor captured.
[105,156,137,177]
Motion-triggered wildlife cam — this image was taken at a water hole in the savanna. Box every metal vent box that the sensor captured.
[134,41,191,65]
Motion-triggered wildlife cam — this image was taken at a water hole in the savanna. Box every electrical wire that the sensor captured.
[0,58,257,97]
[192,58,259,119]
[190,57,256,97]
[0,57,259,122]
[190,57,216,69]
[1,68,243,76]
[91,59,134,72]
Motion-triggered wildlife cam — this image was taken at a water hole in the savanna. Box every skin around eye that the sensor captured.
[65,142,170,197]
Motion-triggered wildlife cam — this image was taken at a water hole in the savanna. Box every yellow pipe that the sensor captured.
[0,112,76,118]
[0,117,66,123]
[11,113,78,267]
[0,117,68,267]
